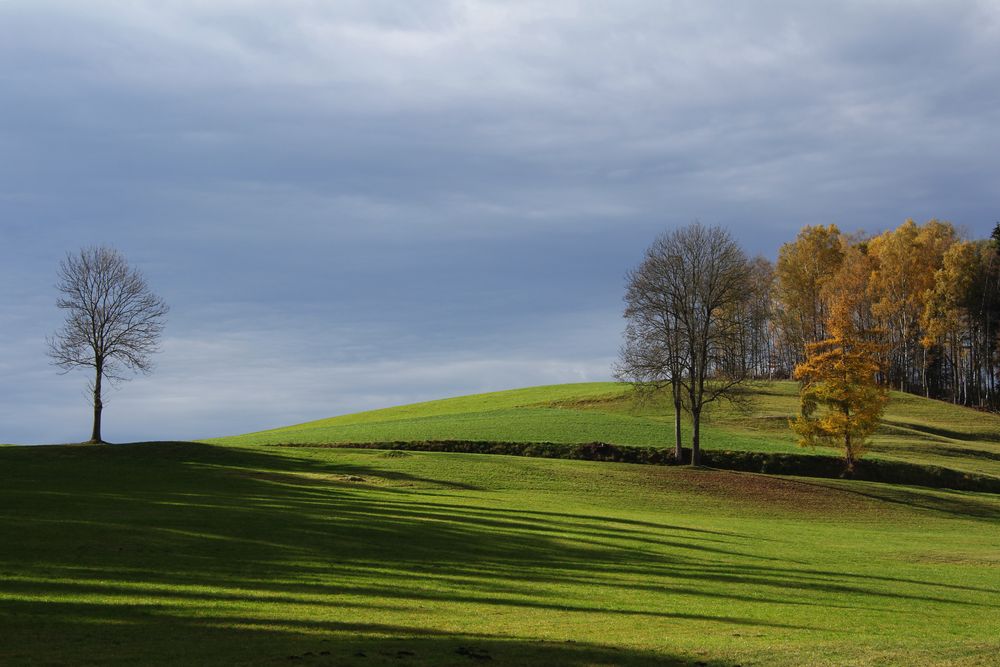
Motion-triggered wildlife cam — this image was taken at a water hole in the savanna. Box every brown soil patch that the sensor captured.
[660,467,889,517]
[226,469,383,487]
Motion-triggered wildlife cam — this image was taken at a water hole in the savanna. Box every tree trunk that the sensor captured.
[843,404,853,475]
[673,398,683,462]
[922,347,929,398]
[90,363,104,444]
[691,407,701,466]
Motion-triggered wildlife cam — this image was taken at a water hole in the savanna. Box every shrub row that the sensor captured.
[269,440,1000,494]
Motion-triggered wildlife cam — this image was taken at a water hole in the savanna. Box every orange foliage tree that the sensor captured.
[866,219,957,394]
[773,224,845,371]
[791,304,889,473]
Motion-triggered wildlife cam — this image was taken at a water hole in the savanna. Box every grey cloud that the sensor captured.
[2,1,999,442]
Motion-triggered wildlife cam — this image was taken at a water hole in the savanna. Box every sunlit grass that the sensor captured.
[1,442,998,665]
[209,381,1000,478]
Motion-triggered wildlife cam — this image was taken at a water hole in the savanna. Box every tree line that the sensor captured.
[771,219,1000,407]
[618,219,1000,467]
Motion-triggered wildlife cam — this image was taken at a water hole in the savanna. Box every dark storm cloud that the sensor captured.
[2,1,999,442]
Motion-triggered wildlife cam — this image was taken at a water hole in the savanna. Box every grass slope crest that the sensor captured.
[208,381,1000,491]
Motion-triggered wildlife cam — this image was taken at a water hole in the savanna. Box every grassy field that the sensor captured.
[210,381,1000,479]
[1,440,999,666]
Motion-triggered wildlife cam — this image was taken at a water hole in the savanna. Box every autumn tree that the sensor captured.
[821,236,877,339]
[773,224,844,372]
[922,235,1000,406]
[978,225,1000,406]
[922,241,980,403]
[791,303,888,473]
[48,246,169,443]
[867,219,957,394]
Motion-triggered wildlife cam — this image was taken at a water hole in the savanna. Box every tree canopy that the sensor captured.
[48,246,168,443]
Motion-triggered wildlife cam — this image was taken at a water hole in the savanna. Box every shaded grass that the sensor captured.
[2,441,999,665]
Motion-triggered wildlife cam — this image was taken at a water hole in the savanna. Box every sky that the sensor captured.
[2,1,999,444]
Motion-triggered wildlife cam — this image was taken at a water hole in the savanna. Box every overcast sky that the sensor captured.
[2,1,999,444]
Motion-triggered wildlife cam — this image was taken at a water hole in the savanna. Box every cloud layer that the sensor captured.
[2,1,999,442]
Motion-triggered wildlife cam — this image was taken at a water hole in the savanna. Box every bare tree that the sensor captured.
[48,247,168,444]
[616,243,689,461]
[618,224,754,465]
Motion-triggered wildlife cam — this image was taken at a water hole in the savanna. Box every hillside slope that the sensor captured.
[2,441,999,665]
[208,381,1000,479]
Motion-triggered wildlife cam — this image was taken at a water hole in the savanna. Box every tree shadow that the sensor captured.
[1,595,716,666]
[878,419,1000,444]
[786,476,1000,521]
[874,442,1000,464]
[1,441,997,665]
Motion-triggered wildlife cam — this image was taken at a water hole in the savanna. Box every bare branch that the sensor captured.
[47,246,168,443]
[618,223,760,465]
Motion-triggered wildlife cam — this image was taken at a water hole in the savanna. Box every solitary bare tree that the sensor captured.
[618,224,755,465]
[48,247,168,443]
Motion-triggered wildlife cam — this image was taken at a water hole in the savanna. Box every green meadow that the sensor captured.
[212,381,1000,480]
[2,382,999,665]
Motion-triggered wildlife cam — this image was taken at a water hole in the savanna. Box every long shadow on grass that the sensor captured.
[872,442,1000,464]
[788,477,1000,521]
[1,442,997,665]
[0,597,710,666]
[879,419,1000,444]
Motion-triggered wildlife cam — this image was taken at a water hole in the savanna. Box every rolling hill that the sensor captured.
[3,381,1000,664]
[208,380,1000,481]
